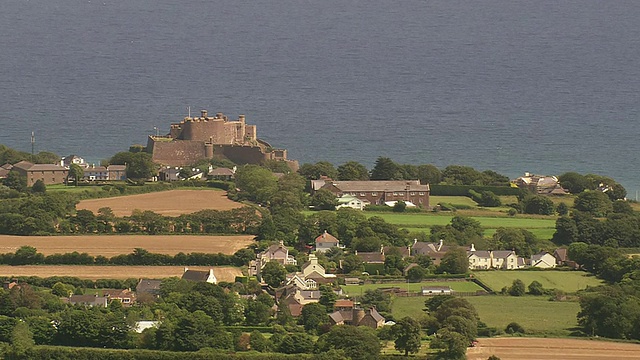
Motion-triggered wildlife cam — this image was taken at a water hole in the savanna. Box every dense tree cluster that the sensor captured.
[552,210,640,248]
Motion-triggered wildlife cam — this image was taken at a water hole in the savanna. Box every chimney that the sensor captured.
[470,244,476,252]
[201,110,208,118]
[380,245,384,254]
[184,267,188,273]
[413,238,417,245]
[437,239,443,252]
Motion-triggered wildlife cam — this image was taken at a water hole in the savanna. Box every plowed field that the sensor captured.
[0,265,242,282]
[0,235,253,256]
[77,189,243,216]
[467,337,640,360]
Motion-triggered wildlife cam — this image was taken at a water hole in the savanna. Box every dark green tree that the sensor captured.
[392,317,422,356]
[528,280,545,295]
[337,161,369,181]
[370,157,401,180]
[417,164,441,184]
[311,188,338,210]
[558,172,589,194]
[126,152,156,180]
[574,191,613,217]
[437,247,469,274]
[430,328,468,360]
[261,260,287,288]
[508,279,526,296]
[556,202,569,216]
[522,195,555,215]
[3,171,27,192]
[298,161,338,180]
[300,302,327,333]
[315,324,381,360]
[360,289,392,313]
[68,164,84,186]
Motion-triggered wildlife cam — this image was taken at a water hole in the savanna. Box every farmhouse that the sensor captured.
[320,180,430,208]
[101,289,136,306]
[12,161,68,186]
[83,164,127,181]
[411,240,450,265]
[136,279,162,298]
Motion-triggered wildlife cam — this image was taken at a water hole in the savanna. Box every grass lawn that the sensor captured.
[404,227,557,240]
[472,270,603,293]
[430,196,478,207]
[392,295,580,336]
[366,213,556,229]
[341,281,483,296]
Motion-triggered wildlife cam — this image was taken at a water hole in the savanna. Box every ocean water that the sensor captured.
[1,1,639,195]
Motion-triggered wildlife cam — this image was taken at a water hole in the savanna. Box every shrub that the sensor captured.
[505,322,525,334]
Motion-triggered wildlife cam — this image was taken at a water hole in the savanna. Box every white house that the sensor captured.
[336,195,369,210]
[468,245,524,270]
[315,231,343,252]
[531,251,557,268]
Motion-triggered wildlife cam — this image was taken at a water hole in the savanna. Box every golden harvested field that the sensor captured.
[467,337,640,360]
[0,235,254,256]
[0,265,242,282]
[77,189,243,217]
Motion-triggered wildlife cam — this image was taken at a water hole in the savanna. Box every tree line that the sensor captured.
[0,246,255,267]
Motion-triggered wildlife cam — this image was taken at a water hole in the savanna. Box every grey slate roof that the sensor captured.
[181,270,211,282]
[324,180,429,192]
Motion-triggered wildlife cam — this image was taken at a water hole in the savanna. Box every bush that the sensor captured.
[508,279,526,296]
[505,322,525,334]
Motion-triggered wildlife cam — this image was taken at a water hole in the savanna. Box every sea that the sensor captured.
[1,1,639,196]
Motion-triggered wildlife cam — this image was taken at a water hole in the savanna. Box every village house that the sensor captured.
[328,305,385,329]
[101,289,136,306]
[12,161,68,186]
[315,231,343,253]
[286,253,337,290]
[181,268,217,284]
[320,180,430,208]
[511,172,568,195]
[0,164,12,180]
[208,167,235,181]
[467,246,524,270]
[136,279,162,298]
[60,155,87,168]
[530,251,557,268]
[336,195,369,210]
[249,241,297,277]
[355,246,386,265]
[411,240,450,265]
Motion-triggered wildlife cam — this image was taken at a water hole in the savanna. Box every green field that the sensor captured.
[392,295,580,336]
[430,196,479,207]
[366,213,556,228]
[473,270,603,293]
[341,281,483,296]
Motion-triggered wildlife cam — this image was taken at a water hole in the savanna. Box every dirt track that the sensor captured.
[77,189,243,217]
[467,337,640,360]
[0,265,242,282]
[0,234,254,256]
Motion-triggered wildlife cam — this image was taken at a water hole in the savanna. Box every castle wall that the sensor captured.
[149,139,207,167]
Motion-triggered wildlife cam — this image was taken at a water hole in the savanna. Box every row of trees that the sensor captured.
[298,157,510,186]
[0,246,255,267]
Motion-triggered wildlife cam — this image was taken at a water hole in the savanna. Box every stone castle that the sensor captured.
[146,110,297,169]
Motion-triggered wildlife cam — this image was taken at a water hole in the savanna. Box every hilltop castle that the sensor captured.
[146,110,297,169]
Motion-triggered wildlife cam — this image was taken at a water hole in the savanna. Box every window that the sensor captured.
[371,192,377,196]
[410,192,415,195]
[419,192,425,195]
[393,192,398,196]
[398,192,405,196]
[360,193,366,196]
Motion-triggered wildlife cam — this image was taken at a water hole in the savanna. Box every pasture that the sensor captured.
[392,295,580,336]
[0,234,254,256]
[467,337,640,360]
[366,212,557,240]
[76,189,243,217]
[341,280,483,296]
[0,265,243,282]
[472,270,602,293]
